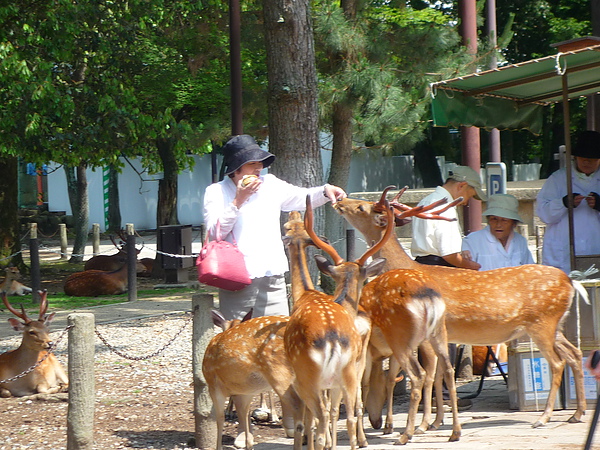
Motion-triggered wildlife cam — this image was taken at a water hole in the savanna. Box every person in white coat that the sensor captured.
[462,194,534,271]
[203,134,346,320]
[536,130,600,274]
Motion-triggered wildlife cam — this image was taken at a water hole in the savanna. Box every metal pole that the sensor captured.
[67,313,95,450]
[126,223,137,302]
[561,72,576,272]
[487,0,501,162]
[29,223,41,304]
[346,229,355,261]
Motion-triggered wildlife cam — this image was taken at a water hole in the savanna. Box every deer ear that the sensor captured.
[211,310,227,328]
[315,254,334,277]
[363,257,387,279]
[8,318,24,331]
[44,312,56,325]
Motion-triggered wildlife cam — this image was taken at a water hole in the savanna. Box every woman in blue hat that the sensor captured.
[536,130,600,273]
[203,134,346,320]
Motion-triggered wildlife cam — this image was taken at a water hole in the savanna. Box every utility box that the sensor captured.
[159,224,194,283]
[564,348,599,409]
[507,339,561,411]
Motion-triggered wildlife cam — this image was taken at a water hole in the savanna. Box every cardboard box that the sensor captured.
[507,347,561,411]
[564,350,599,409]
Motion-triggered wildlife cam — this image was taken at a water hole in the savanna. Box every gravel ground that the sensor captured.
[0,313,285,449]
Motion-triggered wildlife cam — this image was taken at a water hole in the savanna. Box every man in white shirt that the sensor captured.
[462,194,534,271]
[411,165,486,270]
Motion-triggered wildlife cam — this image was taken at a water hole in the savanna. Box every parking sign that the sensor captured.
[486,162,507,196]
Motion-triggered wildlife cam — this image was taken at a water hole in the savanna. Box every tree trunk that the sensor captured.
[0,155,24,269]
[66,165,89,263]
[153,137,180,278]
[107,165,121,233]
[262,0,324,285]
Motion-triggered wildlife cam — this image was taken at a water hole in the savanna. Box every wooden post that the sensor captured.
[193,293,217,449]
[126,223,137,302]
[59,223,68,260]
[29,223,41,304]
[92,224,100,255]
[67,313,95,450]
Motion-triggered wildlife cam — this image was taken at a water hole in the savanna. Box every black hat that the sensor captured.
[223,135,275,175]
[572,130,600,159]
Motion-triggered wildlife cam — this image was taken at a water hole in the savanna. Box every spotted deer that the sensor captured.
[0,266,33,296]
[0,291,68,397]
[283,196,393,450]
[64,262,129,297]
[335,186,589,431]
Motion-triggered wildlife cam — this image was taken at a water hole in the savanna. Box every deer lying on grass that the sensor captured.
[0,267,33,296]
[64,262,129,296]
[84,234,148,275]
[335,186,589,432]
[0,291,68,397]
[284,196,393,450]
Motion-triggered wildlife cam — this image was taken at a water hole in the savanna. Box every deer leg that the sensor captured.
[383,356,401,434]
[210,387,227,450]
[232,394,255,449]
[416,341,438,434]
[530,332,567,428]
[329,387,342,450]
[395,354,425,445]
[342,367,359,450]
[554,332,586,423]
[429,331,461,442]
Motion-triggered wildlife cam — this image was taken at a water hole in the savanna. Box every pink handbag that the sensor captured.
[196,222,251,291]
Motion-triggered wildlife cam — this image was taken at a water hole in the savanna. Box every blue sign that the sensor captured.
[486,162,506,195]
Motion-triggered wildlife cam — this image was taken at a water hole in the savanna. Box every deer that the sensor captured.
[0,266,33,296]
[359,267,461,444]
[283,196,393,450]
[0,291,68,397]
[334,185,589,432]
[64,262,129,296]
[84,234,147,275]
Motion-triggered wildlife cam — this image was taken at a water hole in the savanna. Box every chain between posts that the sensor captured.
[0,324,73,385]
[94,313,192,361]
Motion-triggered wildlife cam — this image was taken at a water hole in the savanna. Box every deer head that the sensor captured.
[2,291,55,350]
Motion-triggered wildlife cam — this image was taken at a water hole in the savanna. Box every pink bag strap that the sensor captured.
[208,220,238,245]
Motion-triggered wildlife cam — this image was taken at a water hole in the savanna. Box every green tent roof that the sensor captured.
[430,44,600,135]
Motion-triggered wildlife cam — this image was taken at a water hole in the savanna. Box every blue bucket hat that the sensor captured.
[223,135,275,175]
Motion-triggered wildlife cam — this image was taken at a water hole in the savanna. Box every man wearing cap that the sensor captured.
[411,165,486,270]
[462,194,534,271]
[536,130,600,274]
[203,134,347,320]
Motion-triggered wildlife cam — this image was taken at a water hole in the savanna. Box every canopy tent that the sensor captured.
[431,42,600,135]
[429,39,600,272]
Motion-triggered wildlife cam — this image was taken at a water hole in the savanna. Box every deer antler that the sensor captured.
[304,196,344,265]
[373,185,397,213]
[357,201,394,266]
[2,292,31,323]
[390,197,463,222]
[38,290,48,320]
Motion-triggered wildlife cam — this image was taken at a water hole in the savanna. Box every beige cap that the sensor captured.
[448,166,487,201]
[483,194,523,222]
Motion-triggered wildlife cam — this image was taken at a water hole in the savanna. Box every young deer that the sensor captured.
[284,196,393,450]
[64,262,129,296]
[0,266,33,296]
[202,312,301,450]
[335,186,589,430]
[0,291,68,397]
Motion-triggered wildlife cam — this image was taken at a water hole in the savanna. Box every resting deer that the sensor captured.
[335,186,589,431]
[0,291,68,397]
[64,262,129,296]
[284,196,393,450]
[84,235,147,275]
[0,267,33,296]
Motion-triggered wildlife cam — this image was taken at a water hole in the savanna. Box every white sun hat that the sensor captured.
[482,194,523,222]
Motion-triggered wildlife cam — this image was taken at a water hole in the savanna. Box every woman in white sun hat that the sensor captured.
[462,193,534,271]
